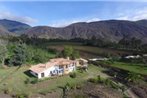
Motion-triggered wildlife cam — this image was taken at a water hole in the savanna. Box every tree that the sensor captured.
[0,45,7,67]
[71,50,80,60]
[32,48,49,63]
[63,46,73,58]
[9,42,27,66]
[61,46,80,59]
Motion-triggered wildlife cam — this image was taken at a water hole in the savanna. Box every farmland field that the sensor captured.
[101,61,147,75]
[48,42,132,58]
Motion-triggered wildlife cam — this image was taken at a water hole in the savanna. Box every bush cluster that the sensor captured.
[69,72,76,78]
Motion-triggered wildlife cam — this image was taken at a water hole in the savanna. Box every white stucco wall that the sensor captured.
[68,63,76,72]
[31,63,77,79]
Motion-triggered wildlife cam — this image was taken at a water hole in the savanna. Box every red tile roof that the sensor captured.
[30,58,75,74]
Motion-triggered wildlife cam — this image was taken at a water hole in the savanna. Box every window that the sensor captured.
[41,73,44,77]
[35,73,38,76]
[66,65,68,68]
[59,66,63,69]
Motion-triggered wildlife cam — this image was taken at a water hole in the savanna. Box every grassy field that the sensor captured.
[102,61,147,75]
[0,64,108,95]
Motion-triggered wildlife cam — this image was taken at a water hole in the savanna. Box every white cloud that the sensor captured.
[117,8,147,21]
[49,17,100,27]
[0,11,38,25]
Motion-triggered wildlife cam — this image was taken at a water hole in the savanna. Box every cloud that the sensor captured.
[49,17,100,27]
[117,8,147,21]
[0,11,38,25]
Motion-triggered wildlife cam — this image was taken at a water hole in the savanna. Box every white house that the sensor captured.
[29,58,77,79]
[124,55,141,59]
[89,57,109,61]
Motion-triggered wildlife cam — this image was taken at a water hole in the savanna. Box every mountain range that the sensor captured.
[0,19,147,43]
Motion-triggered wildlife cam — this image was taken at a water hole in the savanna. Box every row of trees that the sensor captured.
[9,35,147,52]
[84,36,142,49]
[0,42,80,67]
[118,37,142,50]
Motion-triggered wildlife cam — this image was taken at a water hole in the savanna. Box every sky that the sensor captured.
[0,0,147,27]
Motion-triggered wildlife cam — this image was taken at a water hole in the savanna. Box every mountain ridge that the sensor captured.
[0,19,147,43]
[0,19,31,34]
[25,19,147,43]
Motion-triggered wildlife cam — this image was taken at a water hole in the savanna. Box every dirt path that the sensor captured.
[0,93,11,98]
[125,88,139,98]
[0,67,20,84]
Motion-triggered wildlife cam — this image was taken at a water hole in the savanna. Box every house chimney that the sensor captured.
[67,57,70,60]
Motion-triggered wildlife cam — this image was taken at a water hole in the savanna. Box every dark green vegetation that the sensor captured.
[6,43,56,66]
[0,38,56,67]
[59,46,80,59]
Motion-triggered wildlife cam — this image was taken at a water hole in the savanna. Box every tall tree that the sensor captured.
[9,42,27,66]
[63,46,73,58]
[71,50,80,60]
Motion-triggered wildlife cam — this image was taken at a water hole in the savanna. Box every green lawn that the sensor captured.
[0,64,108,95]
[108,61,147,75]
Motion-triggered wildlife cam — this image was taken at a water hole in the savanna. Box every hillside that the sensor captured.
[0,19,31,34]
[0,19,147,43]
[25,20,147,43]
[0,25,11,36]
[136,19,147,28]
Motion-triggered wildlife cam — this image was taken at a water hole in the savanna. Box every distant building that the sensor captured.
[143,54,147,57]
[29,58,88,79]
[89,57,109,61]
[124,55,141,59]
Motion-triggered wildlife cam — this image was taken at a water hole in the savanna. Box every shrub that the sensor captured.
[30,78,38,84]
[88,78,97,83]
[69,72,76,78]
[65,82,76,90]
[24,78,31,84]
[97,75,103,83]
[104,78,111,86]
[3,88,11,94]
[15,93,29,98]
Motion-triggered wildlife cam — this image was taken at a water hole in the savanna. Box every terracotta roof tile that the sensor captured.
[30,58,75,74]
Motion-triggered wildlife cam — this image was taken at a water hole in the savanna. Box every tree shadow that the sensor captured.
[23,70,36,78]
